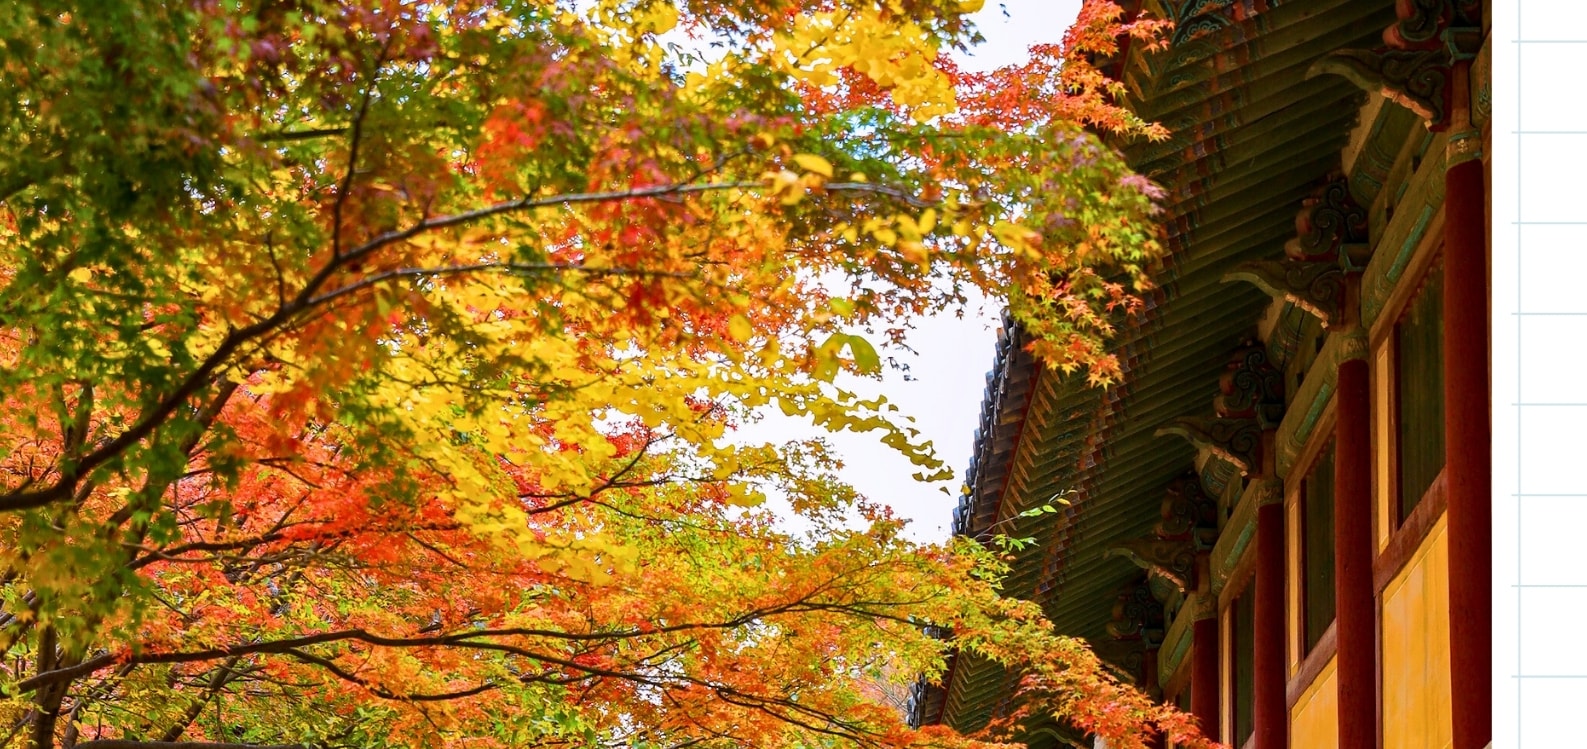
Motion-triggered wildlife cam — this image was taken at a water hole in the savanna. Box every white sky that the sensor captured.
[738,0,1084,543]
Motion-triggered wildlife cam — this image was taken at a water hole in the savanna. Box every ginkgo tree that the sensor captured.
[0,1,1209,749]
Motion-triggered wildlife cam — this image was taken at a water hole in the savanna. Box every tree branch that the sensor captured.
[255,128,347,143]
[304,262,691,309]
[0,177,934,514]
[19,587,936,695]
[330,38,390,259]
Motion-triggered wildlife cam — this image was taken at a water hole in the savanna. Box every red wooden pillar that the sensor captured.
[1334,353,1374,749]
[1191,607,1221,742]
[1444,60,1491,749]
[1254,495,1288,749]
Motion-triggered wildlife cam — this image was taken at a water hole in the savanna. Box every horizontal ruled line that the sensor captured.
[1514,221,1587,225]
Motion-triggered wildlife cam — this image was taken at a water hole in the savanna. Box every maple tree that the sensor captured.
[0,1,1210,749]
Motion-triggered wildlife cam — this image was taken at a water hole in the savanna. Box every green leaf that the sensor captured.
[845,334,880,374]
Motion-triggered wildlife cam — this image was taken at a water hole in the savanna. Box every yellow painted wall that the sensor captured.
[1380,516,1453,749]
[1290,657,1338,749]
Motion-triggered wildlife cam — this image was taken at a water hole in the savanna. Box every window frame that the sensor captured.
[1221,579,1257,748]
[1366,215,1446,554]
[1300,437,1337,654]
[1285,404,1338,680]
[1391,263,1446,522]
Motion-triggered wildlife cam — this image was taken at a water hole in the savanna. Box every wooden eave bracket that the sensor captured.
[1105,537,1195,596]
[1156,416,1261,476]
[1104,579,1167,645]
[1309,48,1451,127]
[1214,342,1288,430]
[1228,169,1371,325]
[1224,259,1346,327]
[1155,472,1219,550]
[1309,0,1485,131]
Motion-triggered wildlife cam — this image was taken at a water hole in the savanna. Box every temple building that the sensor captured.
[909,2,1491,749]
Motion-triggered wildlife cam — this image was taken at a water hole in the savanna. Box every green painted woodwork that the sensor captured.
[1275,331,1367,479]
[1472,39,1491,131]
[1212,479,1263,596]
[1352,104,1420,208]
[1157,591,1204,690]
[1361,131,1449,328]
[1269,302,1311,372]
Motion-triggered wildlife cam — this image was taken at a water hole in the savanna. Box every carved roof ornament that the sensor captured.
[1224,259,1346,327]
[1155,473,1218,547]
[1106,537,1196,594]
[1214,343,1286,428]
[1105,578,1167,644]
[1156,416,1262,476]
[1311,48,1451,128]
[1385,0,1451,48]
[1284,175,1369,264]
[1309,0,1483,132]
[1229,174,1363,317]
[1384,0,1483,49]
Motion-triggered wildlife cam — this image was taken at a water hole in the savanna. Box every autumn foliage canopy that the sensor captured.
[0,2,1212,749]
